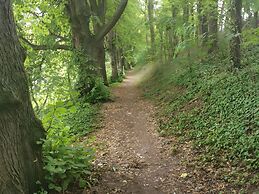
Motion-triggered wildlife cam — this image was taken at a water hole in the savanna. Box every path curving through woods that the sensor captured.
[86,68,244,194]
[88,68,188,194]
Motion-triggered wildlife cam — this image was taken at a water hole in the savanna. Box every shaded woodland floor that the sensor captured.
[85,69,258,194]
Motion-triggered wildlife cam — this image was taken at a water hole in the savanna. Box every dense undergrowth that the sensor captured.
[38,100,100,193]
[142,46,259,187]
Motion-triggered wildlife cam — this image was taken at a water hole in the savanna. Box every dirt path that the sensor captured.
[87,69,190,194]
[86,69,245,194]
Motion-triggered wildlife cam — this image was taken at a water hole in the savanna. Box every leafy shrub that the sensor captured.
[41,100,98,192]
[43,141,94,192]
[110,74,124,83]
[85,78,110,103]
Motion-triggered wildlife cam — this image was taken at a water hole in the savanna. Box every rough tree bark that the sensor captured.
[0,1,45,193]
[230,0,242,69]
[67,0,128,95]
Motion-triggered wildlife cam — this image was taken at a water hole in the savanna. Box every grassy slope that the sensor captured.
[142,48,259,187]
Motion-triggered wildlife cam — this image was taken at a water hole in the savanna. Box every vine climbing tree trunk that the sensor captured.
[0,1,45,193]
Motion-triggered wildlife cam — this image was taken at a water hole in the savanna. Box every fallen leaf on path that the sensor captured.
[180,173,188,178]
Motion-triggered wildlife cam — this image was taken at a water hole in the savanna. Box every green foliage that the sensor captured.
[110,74,124,83]
[43,143,93,192]
[85,78,110,103]
[143,48,259,184]
[243,28,259,47]
[41,100,98,192]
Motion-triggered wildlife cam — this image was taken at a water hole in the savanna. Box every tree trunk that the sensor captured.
[159,30,165,62]
[108,31,119,81]
[0,1,45,193]
[183,2,190,56]
[219,0,225,31]
[230,0,242,69]
[148,0,156,55]
[197,0,208,45]
[96,40,109,86]
[67,0,128,95]
[169,5,178,58]
[119,48,125,75]
[254,11,258,28]
[67,0,97,95]
[183,3,189,25]
[208,0,218,53]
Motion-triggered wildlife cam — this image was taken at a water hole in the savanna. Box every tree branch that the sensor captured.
[20,36,71,51]
[95,0,128,41]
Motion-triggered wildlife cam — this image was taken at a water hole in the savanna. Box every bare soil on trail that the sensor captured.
[86,69,256,194]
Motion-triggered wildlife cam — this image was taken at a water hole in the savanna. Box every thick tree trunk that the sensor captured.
[68,0,97,95]
[0,1,45,193]
[208,0,218,53]
[67,0,127,95]
[230,0,242,69]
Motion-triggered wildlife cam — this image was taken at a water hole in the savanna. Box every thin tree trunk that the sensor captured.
[183,3,189,25]
[148,0,156,55]
[197,0,208,45]
[108,31,119,81]
[230,0,242,69]
[0,1,45,193]
[208,0,218,53]
[183,2,190,56]
[254,11,258,28]
[219,0,225,31]
[159,30,164,62]
[97,40,109,86]
[119,48,125,75]
[170,6,178,58]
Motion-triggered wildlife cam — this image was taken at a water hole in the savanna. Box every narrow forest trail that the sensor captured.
[87,68,189,194]
[86,69,243,194]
